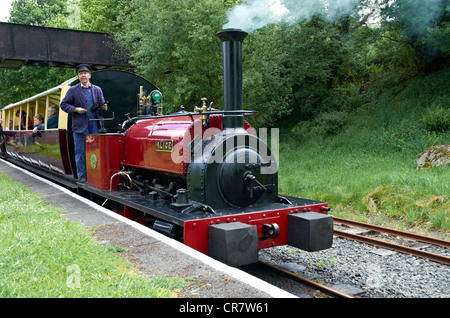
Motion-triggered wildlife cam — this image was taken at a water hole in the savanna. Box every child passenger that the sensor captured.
[31,113,45,138]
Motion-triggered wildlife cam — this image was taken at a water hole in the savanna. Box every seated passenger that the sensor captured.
[46,106,58,129]
[15,110,33,130]
[32,113,45,138]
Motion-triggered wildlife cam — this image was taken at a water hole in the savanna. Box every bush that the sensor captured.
[315,110,349,136]
[292,110,348,142]
[422,104,450,133]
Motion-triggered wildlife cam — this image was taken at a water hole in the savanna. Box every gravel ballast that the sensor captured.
[259,235,450,298]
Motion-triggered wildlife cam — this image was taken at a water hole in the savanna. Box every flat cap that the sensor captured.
[76,64,91,73]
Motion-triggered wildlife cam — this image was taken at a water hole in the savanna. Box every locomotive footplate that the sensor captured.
[77,183,333,266]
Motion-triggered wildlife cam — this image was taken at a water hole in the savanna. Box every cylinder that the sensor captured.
[216,28,248,131]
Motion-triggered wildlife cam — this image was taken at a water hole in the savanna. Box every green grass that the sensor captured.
[278,144,449,232]
[281,69,450,236]
[0,173,187,298]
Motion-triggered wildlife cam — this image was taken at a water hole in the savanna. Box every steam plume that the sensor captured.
[223,0,360,32]
[223,0,447,34]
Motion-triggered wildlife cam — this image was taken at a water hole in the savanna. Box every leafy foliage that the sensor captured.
[378,0,450,74]
[243,16,367,128]
[115,0,230,108]
[0,0,449,130]
[0,67,74,108]
[422,103,450,133]
[0,0,74,107]
[9,0,68,26]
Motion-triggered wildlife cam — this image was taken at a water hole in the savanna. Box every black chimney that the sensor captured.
[216,28,248,131]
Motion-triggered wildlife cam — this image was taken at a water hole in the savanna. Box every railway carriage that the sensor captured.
[0,29,333,266]
[0,70,158,187]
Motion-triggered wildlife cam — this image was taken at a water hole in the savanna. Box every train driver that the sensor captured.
[60,64,108,182]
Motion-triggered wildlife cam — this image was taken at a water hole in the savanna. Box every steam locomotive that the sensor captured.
[0,29,333,266]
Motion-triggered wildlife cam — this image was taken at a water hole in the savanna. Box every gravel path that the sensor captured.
[259,235,450,298]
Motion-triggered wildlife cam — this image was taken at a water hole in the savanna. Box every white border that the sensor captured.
[1,159,296,298]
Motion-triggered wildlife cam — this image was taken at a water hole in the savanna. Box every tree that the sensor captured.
[78,0,129,33]
[0,0,122,107]
[0,0,74,107]
[243,14,368,128]
[117,0,231,108]
[378,0,450,74]
[9,0,69,26]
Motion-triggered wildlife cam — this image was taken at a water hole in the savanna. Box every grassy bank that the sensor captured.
[0,173,186,297]
[278,144,449,233]
[281,69,450,236]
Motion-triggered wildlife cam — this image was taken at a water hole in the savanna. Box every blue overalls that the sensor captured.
[73,89,99,180]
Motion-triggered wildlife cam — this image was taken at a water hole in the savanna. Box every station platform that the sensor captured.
[0,159,296,299]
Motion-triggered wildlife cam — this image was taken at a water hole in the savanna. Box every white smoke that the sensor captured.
[223,0,360,32]
[223,0,448,33]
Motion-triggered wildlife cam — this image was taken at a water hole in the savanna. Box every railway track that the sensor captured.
[333,217,450,265]
[256,217,449,298]
[257,260,355,298]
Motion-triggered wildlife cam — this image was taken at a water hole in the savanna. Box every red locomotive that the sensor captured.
[0,29,333,266]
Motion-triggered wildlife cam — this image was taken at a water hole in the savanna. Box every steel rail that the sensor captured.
[333,229,450,266]
[258,260,354,298]
[333,217,450,248]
